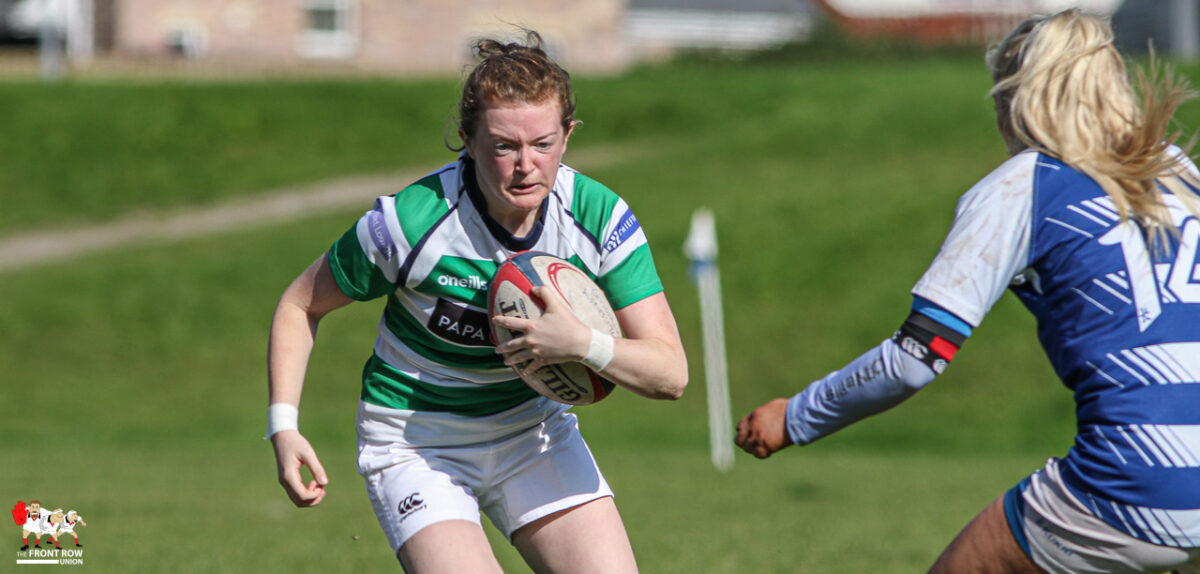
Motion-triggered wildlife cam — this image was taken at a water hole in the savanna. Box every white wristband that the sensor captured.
[265,403,299,440]
[580,329,615,372]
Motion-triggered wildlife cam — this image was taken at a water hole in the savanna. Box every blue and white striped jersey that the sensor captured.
[913,148,1200,547]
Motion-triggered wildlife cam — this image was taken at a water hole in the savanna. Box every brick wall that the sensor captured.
[110,0,629,75]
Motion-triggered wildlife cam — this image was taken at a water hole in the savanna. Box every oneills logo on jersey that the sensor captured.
[436,274,488,290]
[13,500,87,566]
[604,210,640,253]
[428,298,492,346]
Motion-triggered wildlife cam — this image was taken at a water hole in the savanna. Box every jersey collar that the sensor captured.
[461,155,547,252]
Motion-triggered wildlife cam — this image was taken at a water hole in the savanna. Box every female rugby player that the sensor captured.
[267,30,687,573]
[737,10,1200,574]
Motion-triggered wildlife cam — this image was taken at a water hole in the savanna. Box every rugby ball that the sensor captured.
[488,251,622,405]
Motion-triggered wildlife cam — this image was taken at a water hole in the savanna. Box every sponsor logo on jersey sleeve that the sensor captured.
[367,209,396,261]
[603,210,640,253]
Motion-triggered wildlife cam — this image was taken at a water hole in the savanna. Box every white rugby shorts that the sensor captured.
[359,407,612,553]
[1005,458,1200,574]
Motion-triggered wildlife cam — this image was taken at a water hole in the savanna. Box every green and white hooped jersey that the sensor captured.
[327,156,663,443]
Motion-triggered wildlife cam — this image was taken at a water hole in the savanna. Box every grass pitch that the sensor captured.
[3,48,1193,572]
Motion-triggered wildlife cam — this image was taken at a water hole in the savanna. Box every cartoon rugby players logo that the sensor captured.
[14,501,87,551]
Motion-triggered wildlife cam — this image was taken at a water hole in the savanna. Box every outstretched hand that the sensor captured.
[12,501,25,526]
[492,285,590,375]
[735,398,794,459]
[270,430,329,507]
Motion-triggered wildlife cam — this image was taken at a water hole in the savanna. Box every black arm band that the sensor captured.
[891,312,967,374]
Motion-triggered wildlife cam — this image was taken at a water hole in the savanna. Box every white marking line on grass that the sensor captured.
[0,170,421,273]
[0,147,625,274]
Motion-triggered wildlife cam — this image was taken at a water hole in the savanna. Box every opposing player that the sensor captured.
[19,501,49,550]
[736,9,1200,574]
[266,29,687,572]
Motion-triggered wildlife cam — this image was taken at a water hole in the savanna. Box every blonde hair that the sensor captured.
[987,9,1200,248]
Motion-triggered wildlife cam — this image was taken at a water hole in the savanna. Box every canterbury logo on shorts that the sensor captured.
[397,493,426,519]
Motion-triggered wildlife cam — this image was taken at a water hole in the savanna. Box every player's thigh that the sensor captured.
[930,496,1044,574]
[482,409,615,539]
[361,441,490,557]
[512,496,637,574]
[397,519,502,574]
[1011,459,1200,574]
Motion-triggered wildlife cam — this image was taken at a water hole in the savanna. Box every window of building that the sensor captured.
[296,0,359,59]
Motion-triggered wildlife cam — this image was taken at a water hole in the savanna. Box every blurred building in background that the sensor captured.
[108,0,630,74]
[808,0,1200,58]
[809,0,1123,45]
[0,0,820,76]
[625,0,815,60]
[0,0,1197,78]
[1,0,632,75]
[1111,0,1200,58]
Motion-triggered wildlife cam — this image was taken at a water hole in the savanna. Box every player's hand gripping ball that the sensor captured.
[489,251,621,405]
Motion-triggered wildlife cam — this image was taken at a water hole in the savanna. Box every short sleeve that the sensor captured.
[911,151,1037,327]
[597,201,664,309]
[599,243,663,310]
[326,200,404,301]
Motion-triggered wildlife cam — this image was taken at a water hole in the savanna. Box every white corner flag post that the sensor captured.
[684,208,734,472]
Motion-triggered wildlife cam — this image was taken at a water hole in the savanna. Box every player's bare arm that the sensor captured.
[494,288,686,400]
[605,292,688,400]
[268,253,353,507]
